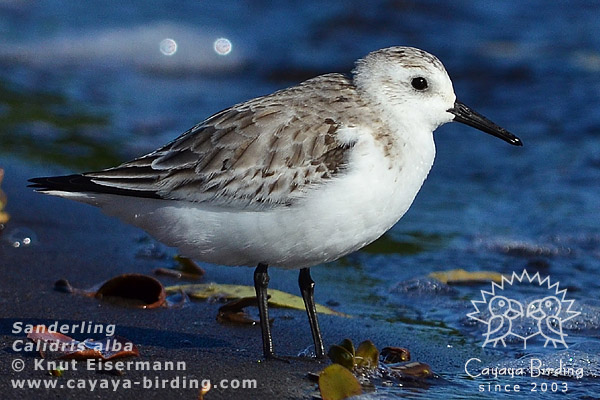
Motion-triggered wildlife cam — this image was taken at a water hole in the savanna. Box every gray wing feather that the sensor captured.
[86,74,362,209]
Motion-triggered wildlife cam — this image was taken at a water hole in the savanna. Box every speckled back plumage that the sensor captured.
[86,73,381,209]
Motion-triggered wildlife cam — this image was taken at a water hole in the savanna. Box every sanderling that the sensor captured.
[30,46,521,359]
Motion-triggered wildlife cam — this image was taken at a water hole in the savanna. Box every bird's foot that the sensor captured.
[262,352,291,363]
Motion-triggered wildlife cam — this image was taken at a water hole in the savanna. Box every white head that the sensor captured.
[353,46,456,133]
[353,46,522,146]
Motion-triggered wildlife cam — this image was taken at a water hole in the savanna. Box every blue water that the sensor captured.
[1,1,599,398]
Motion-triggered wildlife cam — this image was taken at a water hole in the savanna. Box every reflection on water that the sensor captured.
[0,168,9,228]
[4,227,37,248]
[0,80,119,169]
[0,22,246,74]
[360,231,452,256]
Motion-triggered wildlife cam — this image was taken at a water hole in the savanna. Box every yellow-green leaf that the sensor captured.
[355,340,379,368]
[339,338,355,357]
[319,364,362,400]
[327,345,355,370]
[429,269,503,285]
[165,283,349,317]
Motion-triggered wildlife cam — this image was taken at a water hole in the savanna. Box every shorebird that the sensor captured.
[30,46,522,359]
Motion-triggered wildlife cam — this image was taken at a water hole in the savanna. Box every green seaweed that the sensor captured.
[0,80,124,170]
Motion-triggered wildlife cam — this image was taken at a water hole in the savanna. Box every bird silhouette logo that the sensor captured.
[482,295,524,347]
[468,270,580,349]
[527,296,568,348]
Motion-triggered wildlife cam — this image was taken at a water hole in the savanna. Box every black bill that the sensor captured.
[448,101,522,146]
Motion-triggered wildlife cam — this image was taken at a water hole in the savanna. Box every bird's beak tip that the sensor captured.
[449,101,523,147]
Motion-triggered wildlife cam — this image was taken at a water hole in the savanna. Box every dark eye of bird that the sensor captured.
[411,77,428,90]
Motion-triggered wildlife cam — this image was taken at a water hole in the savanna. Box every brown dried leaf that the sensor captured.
[175,255,205,277]
[389,361,434,379]
[216,296,274,325]
[154,255,205,280]
[96,273,166,308]
[56,274,182,308]
[380,346,411,363]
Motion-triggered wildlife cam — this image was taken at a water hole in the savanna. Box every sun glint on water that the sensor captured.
[213,38,232,56]
[159,38,177,56]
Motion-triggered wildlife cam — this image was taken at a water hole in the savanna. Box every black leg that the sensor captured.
[254,263,275,359]
[299,268,325,358]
